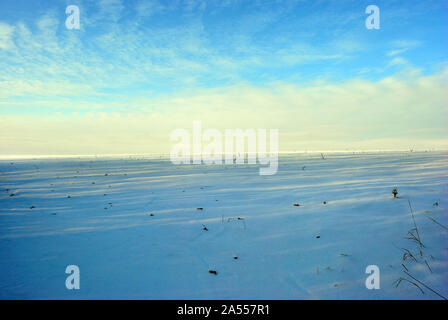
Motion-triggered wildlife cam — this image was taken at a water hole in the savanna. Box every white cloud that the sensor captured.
[1,67,447,155]
[0,22,15,50]
[387,40,421,56]
[0,5,446,155]
[391,40,421,48]
[388,57,408,67]
[135,0,165,18]
[0,80,97,98]
[387,48,409,56]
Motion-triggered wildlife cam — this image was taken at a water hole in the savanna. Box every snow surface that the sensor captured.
[0,152,447,299]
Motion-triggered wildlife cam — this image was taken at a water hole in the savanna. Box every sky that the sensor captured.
[0,0,447,156]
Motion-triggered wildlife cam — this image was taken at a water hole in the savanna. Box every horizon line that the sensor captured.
[1,149,447,160]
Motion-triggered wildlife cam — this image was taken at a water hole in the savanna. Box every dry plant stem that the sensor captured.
[403,271,447,300]
[401,248,418,262]
[424,259,433,274]
[394,277,424,294]
[408,200,423,247]
[427,216,448,232]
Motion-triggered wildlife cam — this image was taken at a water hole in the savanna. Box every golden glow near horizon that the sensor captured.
[1,69,447,156]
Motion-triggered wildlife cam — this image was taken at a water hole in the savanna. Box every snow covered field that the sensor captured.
[0,152,447,299]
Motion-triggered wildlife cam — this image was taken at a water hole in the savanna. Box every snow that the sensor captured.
[0,152,447,299]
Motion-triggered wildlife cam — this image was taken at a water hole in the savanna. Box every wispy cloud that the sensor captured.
[0,0,446,154]
[1,67,447,154]
[386,40,421,56]
[0,22,15,50]
[387,57,408,67]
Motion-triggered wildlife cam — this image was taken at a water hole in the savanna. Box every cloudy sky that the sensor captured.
[0,0,447,156]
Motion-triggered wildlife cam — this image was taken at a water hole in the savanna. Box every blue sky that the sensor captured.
[0,0,447,154]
